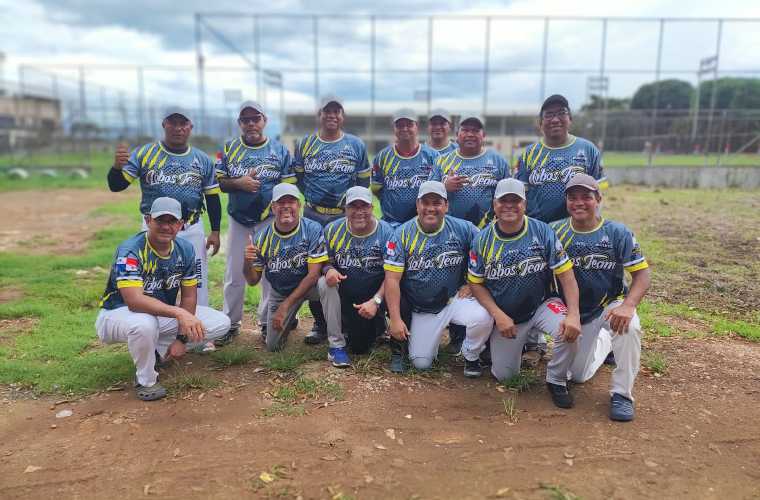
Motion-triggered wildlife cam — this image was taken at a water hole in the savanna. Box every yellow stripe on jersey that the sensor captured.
[409,227,421,255]
[553,260,573,275]
[157,155,168,170]
[282,176,297,184]
[122,170,137,183]
[181,278,199,287]
[625,260,649,273]
[526,143,539,167]
[229,140,244,163]
[307,255,329,264]
[137,144,148,161]
[357,169,371,178]
[116,280,143,289]
[204,186,221,195]
[98,291,115,308]
[383,263,404,273]
[467,272,485,284]
[329,220,347,249]
[140,144,157,168]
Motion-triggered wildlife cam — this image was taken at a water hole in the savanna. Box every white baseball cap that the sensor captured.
[392,108,418,124]
[319,94,344,111]
[239,100,266,117]
[150,197,183,219]
[459,113,485,129]
[429,108,451,122]
[163,106,192,122]
[271,183,302,202]
[494,178,526,200]
[417,180,447,200]
[345,186,373,205]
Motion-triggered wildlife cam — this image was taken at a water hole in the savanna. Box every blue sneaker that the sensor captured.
[328,347,351,368]
[610,393,635,422]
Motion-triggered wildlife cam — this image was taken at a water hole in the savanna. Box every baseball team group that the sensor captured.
[95,92,651,422]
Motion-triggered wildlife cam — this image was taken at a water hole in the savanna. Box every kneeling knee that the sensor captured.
[411,357,433,370]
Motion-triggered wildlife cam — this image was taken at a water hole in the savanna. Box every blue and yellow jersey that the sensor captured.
[324,217,395,298]
[515,135,607,223]
[429,148,510,227]
[429,140,457,155]
[371,144,439,225]
[293,132,370,209]
[99,232,198,310]
[122,142,220,220]
[216,137,296,227]
[468,217,572,324]
[384,215,478,314]
[251,218,329,297]
[551,217,648,324]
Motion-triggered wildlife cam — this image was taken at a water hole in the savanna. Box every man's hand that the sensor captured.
[388,318,409,341]
[272,303,289,332]
[166,339,187,360]
[236,176,261,193]
[457,284,472,298]
[177,309,205,342]
[244,239,259,265]
[206,231,221,256]
[325,268,347,288]
[559,312,581,343]
[443,174,469,192]
[113,143,129,170]
[605,303,635,335]
[494,311,516,338]
[353,299,378,320]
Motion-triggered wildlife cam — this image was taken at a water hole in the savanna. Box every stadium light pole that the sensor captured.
[598,18,608,151]
[313,16,319,107]
[704,20,723,159]
[254,16,262,103]
[427,16,433,116]
[647,19,664,168]
[539,18,549,104]
[482,16,491,118]
[691,55,718,144]
[370,15,376,155]
[194,13,207,136]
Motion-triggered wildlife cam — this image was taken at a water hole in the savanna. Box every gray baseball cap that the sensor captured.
[564,173,599,193]
[163,106,192,122]
[345,186,373,205]
[494,178,526,200]
[150,197,183,220]
[392,108,418,124]
[239,100,266,116]
[417,180,447,200]
[459,113,485,129]
[271,183,302,202]
[429,108,451,122]
[319,94,344,111]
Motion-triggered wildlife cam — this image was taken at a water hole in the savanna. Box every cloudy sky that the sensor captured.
[2,0,759,133]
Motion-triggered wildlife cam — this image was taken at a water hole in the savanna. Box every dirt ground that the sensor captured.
[1,188,759,500]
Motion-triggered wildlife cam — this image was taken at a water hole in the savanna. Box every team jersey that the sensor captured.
[251,218,329,297]
[293,132,371,208]
[324,217,396,298]
[99,232,198,310]
[429,141,457,155]
[515,135,607,223]
[216,137,296,227]
[429,149,510,227]
[551,217,649,323]
[122,142,220,220]
[371,144,439,225]
[468,216,572,324]
[384,215,478,314]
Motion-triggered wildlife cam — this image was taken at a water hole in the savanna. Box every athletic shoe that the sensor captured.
[328,347,351,368]
[463,359,483,378]
[546,382,574,409]
[446,324,466,354]
[214,324,240,347]
[390,353,407,374]
[604,351,616,365]
[134,377,167,401]
[304,324,327,345]
[480,344,492,367]
[609,393,635,422]
[259,324,267,345]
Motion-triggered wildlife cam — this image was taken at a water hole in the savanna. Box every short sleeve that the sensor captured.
[545,226,572,274]
[121,145,144,182]
[307,225,329,264]
[371,151,384,193]
[514,150,529,183]
[279,146,296,184]
[200,152,221,195]
[428,157,443,182]
[114,249,144,289]
[467,234,486,284]
[618,227,648,273]
[251,228,268,272]
[180,245,199,287]
[383,227,406,273]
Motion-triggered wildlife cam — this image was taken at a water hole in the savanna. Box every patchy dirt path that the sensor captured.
[1,330,759,500]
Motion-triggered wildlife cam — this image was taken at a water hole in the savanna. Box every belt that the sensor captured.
[306,202,344,215]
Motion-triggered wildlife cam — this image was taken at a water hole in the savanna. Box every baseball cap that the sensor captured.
[271,183,302,202]
[345,186,373,205]
[494,178,526,200]
[564,173,599,193]
[239,100,266,117]
[163,106,191,122]
[540,94,570,115]
[417,180,447,200]
[429,108,451,123]
[150,197,183,220]
[319,94,344,111]
[392,108,418,124]
[459,113,485,129]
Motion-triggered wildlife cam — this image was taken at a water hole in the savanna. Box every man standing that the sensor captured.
[293,95,371,345]
[109,107,222,307]
[426,109,457,155]
[95,197,230,401]
[429,114,510,228]
[244,184,348,367]
[372,108,439,227]
[324,186,395,354]
[551,174,651,421]
[515,94,607,224]
[383,181,493,373]
[466,179,582,409]
[216,101,296,345]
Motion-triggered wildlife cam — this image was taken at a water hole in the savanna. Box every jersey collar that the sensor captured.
[240,136,269,149]
[539,134,577,150]
[158,141,191,156]
[493,216,529,242]
[570,217,605,234]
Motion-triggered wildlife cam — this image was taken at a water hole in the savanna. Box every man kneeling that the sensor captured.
[95,197,231,401]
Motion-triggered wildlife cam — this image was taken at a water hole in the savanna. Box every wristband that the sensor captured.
[177,334,189,344]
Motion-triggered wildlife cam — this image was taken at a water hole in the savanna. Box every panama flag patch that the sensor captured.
[386,241,396,257]
[117,257,139,272]
[469,250,478,268]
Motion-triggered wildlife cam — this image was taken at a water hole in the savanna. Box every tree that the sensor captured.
[630,79,693,110]
[580,95,630,112]
[698,77,760,110]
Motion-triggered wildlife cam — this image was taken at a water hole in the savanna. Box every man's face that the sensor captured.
[238,108,267,143]
[272,196,301,227]
[566,187,600,222]
[539,105,572,142]
[146,214,183,245]
[416,194,448,229]
[493,194,526,225]
[346,200,374,232]
[394,118,418,144]
[162,114,192,146]
[428,117,451,142]
[319,103,344,133]
[456,121,485,152]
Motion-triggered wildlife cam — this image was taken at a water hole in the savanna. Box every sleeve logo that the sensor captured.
[117,257,139,272]
[469,250,478,267]
[386,241,396,256]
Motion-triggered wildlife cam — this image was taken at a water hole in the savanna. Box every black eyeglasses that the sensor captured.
[239,115,264,125]
[542,109,570,120]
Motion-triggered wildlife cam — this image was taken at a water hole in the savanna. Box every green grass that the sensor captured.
[603,151,760,168]
[210,346,256,367]
[539,483,582,500]
[501,369,540,393]
[263,375,344,417]
[164,371,220,395]
[641,351,668,376]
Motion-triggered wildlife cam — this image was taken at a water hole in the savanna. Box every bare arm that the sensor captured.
[606,267,651,335]
[383,270,409,340]
[120,286,204,341]
[555,269,581,342]
[471,282,515,338]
